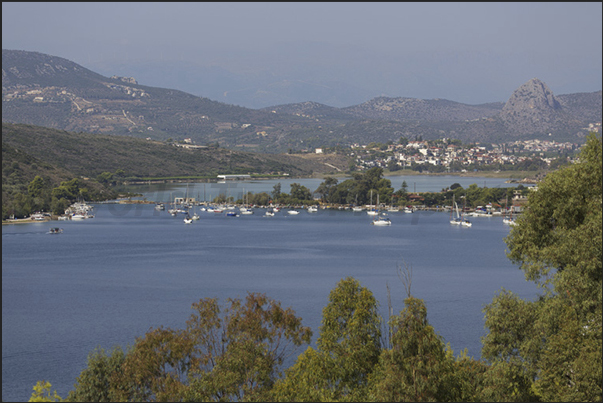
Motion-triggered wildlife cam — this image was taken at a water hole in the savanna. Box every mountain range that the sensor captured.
[2,49,601,153]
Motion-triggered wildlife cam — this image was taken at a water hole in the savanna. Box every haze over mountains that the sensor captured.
[2,49,601,153]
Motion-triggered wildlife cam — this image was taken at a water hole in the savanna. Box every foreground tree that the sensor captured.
[483,133,602,401]
[368,297,457,402]
[66,346,127,402]
[64,293,311,402]
[184,293,312,401]
[272,277,381,401]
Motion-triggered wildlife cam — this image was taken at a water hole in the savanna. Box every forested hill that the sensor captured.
[1,123,349,181]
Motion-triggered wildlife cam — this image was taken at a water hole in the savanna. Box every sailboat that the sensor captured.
[450,194,461,225]
[367,190,378,216]
[240,189,254,214]
[460,197,472,227]
[168,192,178,216]
[371,194,391,225]
[503,196,516,225]
[192,204,200,220]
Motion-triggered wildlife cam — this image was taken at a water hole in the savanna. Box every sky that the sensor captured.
[2,2,602,108]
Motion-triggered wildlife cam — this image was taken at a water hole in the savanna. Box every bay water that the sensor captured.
[2,175,539,401]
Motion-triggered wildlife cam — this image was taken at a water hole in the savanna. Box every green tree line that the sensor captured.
[315,166,529,209]
[2,171,121,220]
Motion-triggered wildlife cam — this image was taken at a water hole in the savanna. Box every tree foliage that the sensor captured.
[272,277,381,401]
[484,133,602,401]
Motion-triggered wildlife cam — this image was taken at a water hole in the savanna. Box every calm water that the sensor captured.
[2,176,539,401]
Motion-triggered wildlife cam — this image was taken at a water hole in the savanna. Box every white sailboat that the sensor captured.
[192,204,200,220]
[502,196,516,225]
[460,197,472,227]
[450,195,461,225]
[367,190,378,216]
[240,189,254,214]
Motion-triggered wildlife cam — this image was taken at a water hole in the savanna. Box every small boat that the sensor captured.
[461,219,472,227]
[265,208,275,217]
[226,211,239,217]
[184,215,193,224]
[502,196,516,225]
[371,216,391,226]
[404,206,414,214]
[307,206,318,213]
[155,203,165,211]
[31,212,45,221]
[48,227,63,234]
[352,206,364,212]
[287,210,300,215]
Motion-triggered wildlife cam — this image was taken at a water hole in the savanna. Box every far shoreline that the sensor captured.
[310,169,540,180]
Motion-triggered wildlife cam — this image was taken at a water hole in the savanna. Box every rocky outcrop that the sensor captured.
[499,78,565,135]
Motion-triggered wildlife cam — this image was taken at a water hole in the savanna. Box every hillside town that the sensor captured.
[337,136,596,172]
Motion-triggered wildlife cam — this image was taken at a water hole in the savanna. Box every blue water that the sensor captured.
[2,178,539,401]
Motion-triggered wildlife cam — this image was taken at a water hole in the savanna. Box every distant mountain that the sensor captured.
[2,49,319,152]
[342,97,504,121]
[3,50,601,151]
[262,101,358,121]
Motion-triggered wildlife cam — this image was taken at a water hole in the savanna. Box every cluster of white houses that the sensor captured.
[348,138,581,170]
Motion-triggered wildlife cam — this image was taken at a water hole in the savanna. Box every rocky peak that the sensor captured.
[502,78,561,112]
[500,78,564,134]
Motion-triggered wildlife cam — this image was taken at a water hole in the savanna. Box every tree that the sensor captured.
[184,293,312,402]
[29,381,63,402]
[272,277,381,401]
[108,327,194,402]
[289,182,312,202]
[28,175,47,199]
[51,178,80,202]
[271,183,281,201]
[483,133,602,401]
[66,346,127,402]
[368,297,457,402]
[315,176,338,203]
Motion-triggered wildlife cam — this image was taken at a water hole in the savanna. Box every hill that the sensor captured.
[3,50,601,150]
[1,123,351,181]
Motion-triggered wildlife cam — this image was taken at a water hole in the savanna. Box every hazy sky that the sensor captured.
[3,2,602,106]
